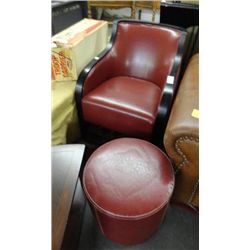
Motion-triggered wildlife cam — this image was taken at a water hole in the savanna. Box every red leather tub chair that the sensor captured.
[75,20,187,143]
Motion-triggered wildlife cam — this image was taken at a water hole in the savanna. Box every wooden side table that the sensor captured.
[52,144,85,250]
[135,1,160,22]
[87,1,160,22]
[87,1,136,19]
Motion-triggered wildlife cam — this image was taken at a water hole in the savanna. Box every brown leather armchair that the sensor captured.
[76,20,187,142]
[163,54,199,212]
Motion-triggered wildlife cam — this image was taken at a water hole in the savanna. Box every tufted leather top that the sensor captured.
[83,138,175,219]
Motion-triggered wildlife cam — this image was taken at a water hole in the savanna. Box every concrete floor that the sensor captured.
[78,203,199,250]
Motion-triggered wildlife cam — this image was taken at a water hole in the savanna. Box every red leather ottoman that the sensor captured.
[82,138,174,245]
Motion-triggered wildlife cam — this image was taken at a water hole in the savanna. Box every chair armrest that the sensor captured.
[75,22,118,132]
[152,31,187,144]
[75,47,114,132]
[164,54,199,156]
[163,54,199,211]
[75,46,113,100]
[75,20,121,104]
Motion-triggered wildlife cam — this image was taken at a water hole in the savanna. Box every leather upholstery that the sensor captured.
[83,76,161,137]
[83,138,174,245]
[163,54,199,211]
[80,21,184,137]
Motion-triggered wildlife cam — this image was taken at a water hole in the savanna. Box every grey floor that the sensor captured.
[78,203,198,250]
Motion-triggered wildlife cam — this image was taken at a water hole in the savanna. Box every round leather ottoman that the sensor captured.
[82,138,175,245]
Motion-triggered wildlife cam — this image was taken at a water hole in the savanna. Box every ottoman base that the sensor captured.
[91,205,168,245]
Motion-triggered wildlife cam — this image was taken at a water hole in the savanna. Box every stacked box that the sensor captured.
[51,18,108,81]
[51,18,109,145]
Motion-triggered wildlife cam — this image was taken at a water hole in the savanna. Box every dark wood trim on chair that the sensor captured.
[75,20,187,145]
[75,21,119,137]
[152,31,187,146]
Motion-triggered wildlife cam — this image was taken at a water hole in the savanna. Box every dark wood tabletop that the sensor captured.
[52,144,85,250]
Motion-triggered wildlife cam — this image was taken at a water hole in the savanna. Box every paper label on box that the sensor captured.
[51,48,77,81]
[52,19,106,47]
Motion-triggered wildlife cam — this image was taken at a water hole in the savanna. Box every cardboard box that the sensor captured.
[51,19,108,81]
[52,80,77,145]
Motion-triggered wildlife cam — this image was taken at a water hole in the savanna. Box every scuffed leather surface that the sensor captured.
[83,138,175,218]
[81,22,182,136]
[163,54,199,210]
[82,76,161,137]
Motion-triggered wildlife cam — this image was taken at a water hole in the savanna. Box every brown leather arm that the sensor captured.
[163,53,199,210]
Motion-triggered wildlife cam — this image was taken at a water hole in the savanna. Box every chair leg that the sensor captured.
[152,9,156,22]
[131,2,136,19]
[87,2,92,18]
[138,9,142,20]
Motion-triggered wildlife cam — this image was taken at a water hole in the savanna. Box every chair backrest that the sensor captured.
[108,21,184,89]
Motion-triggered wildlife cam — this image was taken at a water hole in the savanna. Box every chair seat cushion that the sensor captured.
[82,76,161,137]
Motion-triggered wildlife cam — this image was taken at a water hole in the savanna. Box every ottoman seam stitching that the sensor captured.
[84,185,173,220]
[174,136,199,174]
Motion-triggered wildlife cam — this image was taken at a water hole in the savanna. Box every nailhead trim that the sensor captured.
[174,135,199,173]
[172,136,199,211]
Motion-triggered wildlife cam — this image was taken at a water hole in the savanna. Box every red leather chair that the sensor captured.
[76,20,187,142]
